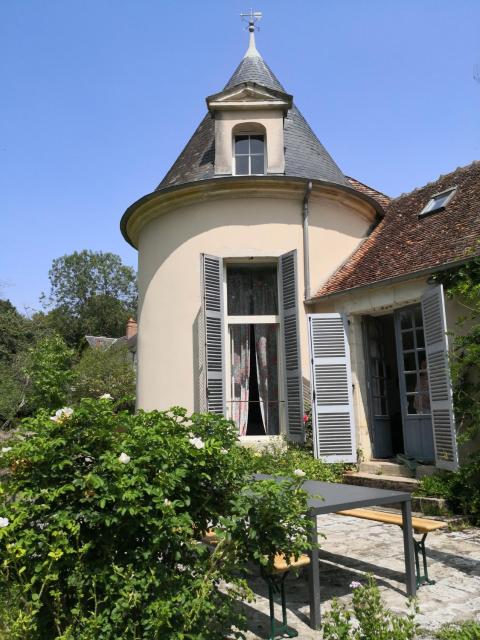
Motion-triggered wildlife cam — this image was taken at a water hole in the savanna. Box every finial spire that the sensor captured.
[240,9,262,58]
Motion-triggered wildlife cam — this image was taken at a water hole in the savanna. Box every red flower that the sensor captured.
[303,414,308,423]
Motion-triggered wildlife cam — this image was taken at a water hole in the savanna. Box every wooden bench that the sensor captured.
[336,508,448,587]
[202,530,309,639]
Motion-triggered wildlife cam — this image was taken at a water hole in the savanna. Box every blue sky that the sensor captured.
[1,1,479,313]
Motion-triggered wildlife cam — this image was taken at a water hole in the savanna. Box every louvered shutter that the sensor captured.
[307,313,356,462]
[279,250,304,442]
[202,254,225,414]
[421,285,458,470]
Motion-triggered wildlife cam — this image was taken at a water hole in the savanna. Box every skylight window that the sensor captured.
[419,188,456,216]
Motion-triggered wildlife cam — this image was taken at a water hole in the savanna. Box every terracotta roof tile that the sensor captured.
[313,161,480,299]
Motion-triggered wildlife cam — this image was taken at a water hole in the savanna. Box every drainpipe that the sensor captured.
[302,181,313,300]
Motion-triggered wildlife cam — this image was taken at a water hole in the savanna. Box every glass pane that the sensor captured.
[403,352,417,372]
[400,311,412,330]
[402,331,414,350]
[234,136,249,154]
[416,393,431,414]
[405,373,417,393]
[372,378,381,396]
[227,265,278,315]
[416,329,425,348]
[414,307,423,328]
[380,397,388,416]
[374,397,382,416]
[235,155,249,175]
[250,154,265,175]
[250,135,264,154]
[406,394,417,415]
[418,350,427,368]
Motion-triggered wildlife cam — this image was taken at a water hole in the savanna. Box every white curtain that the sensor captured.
[254,324,279,435]
[231,325,250,435]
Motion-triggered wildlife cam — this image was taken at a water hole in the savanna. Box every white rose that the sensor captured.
[99,393,113,400]
[293,468,306,477]
[164,499,172,506]
[1,447,12,453]
[220,448,228,455]
[0,517,9,528]
[51,407,74,423]
[118,452,131,464]
[189,437,205,450]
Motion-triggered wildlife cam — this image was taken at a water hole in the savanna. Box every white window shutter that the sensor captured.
[279,250,304,442]
[421,285,459,470]
[307,313,357,462]
[202,254,225,415]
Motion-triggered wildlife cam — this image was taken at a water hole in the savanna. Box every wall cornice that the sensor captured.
[121,176,382,248]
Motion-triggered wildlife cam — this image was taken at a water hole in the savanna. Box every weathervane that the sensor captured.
[240,9,262,31]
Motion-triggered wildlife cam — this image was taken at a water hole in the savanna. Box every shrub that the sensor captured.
[242,439,349,483]
[436,620,480,639]
[71,343,135,407]
[0,402,313,639]
[25,334,75,412]
[321,575,418,640]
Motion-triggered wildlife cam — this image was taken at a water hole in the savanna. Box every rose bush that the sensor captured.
[0,400,313,639]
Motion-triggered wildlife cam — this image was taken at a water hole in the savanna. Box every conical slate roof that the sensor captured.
[157,36,347,190]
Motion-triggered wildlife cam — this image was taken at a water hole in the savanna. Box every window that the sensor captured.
[234,135,265,175]
[225,263,281,436]
[397,306,430,415]
[419,188,455,216]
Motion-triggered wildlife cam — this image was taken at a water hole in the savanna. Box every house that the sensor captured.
[121,20,479,472]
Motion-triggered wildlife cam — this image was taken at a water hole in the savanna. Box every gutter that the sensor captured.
[302,181,313,300]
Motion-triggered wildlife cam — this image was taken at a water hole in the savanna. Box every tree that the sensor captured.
[42,251,137,347]
[71,343,135,405]
[25,334,75,412]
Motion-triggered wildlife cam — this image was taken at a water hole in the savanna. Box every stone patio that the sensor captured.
[241,513,480,638]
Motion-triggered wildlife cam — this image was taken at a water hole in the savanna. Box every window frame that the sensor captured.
[222,258,285,437]
[232,133,267,176]
[419,187,456,217]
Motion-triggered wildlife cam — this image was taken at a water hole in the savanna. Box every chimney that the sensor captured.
[126,318,137,339]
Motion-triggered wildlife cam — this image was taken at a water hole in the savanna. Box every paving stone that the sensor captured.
[239,514,480,639]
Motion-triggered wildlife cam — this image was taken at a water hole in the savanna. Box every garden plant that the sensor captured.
[0,400,313,639]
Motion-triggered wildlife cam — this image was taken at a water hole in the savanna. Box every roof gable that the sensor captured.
[206,82,293,112]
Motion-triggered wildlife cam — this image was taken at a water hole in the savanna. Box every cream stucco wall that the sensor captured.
[214,109,285,175]
[135,184,375,415]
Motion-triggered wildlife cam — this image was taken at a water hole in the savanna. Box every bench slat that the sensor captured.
[336,508,448,534]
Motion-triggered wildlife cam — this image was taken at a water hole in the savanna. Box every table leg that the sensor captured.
[308,514,321,629]
[401,499,416,597]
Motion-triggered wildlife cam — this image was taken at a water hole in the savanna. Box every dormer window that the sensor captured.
[419,187,456,217]
[234,135,266,175]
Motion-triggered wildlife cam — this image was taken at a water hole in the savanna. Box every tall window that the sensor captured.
[234,135,265,175]
[225,263,280,436]
[398,306,430,415]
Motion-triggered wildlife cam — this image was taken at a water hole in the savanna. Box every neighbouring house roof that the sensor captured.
[157,39,347,190]
[85,336,127,350]
[313,161,480,299]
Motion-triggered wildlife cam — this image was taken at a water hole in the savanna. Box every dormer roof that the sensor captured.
[156,34,347,191]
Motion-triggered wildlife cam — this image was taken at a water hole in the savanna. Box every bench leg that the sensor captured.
[264,572,298,640]
[414,533,435,588]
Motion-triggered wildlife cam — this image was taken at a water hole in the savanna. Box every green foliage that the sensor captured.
[242,439,349,483]
[25,334,75,412]
[435,620,480,639]
[427,256,480,523]
[414,472,454,499]
[41,250,137,348]
[0,402,312,639]
[0,300,32,365]
[71,344,135,406]
[432,256,480,443]
[321,575,418,640]
[220,475,312,574]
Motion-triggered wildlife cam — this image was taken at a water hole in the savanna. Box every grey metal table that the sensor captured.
[256,476,416,629]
